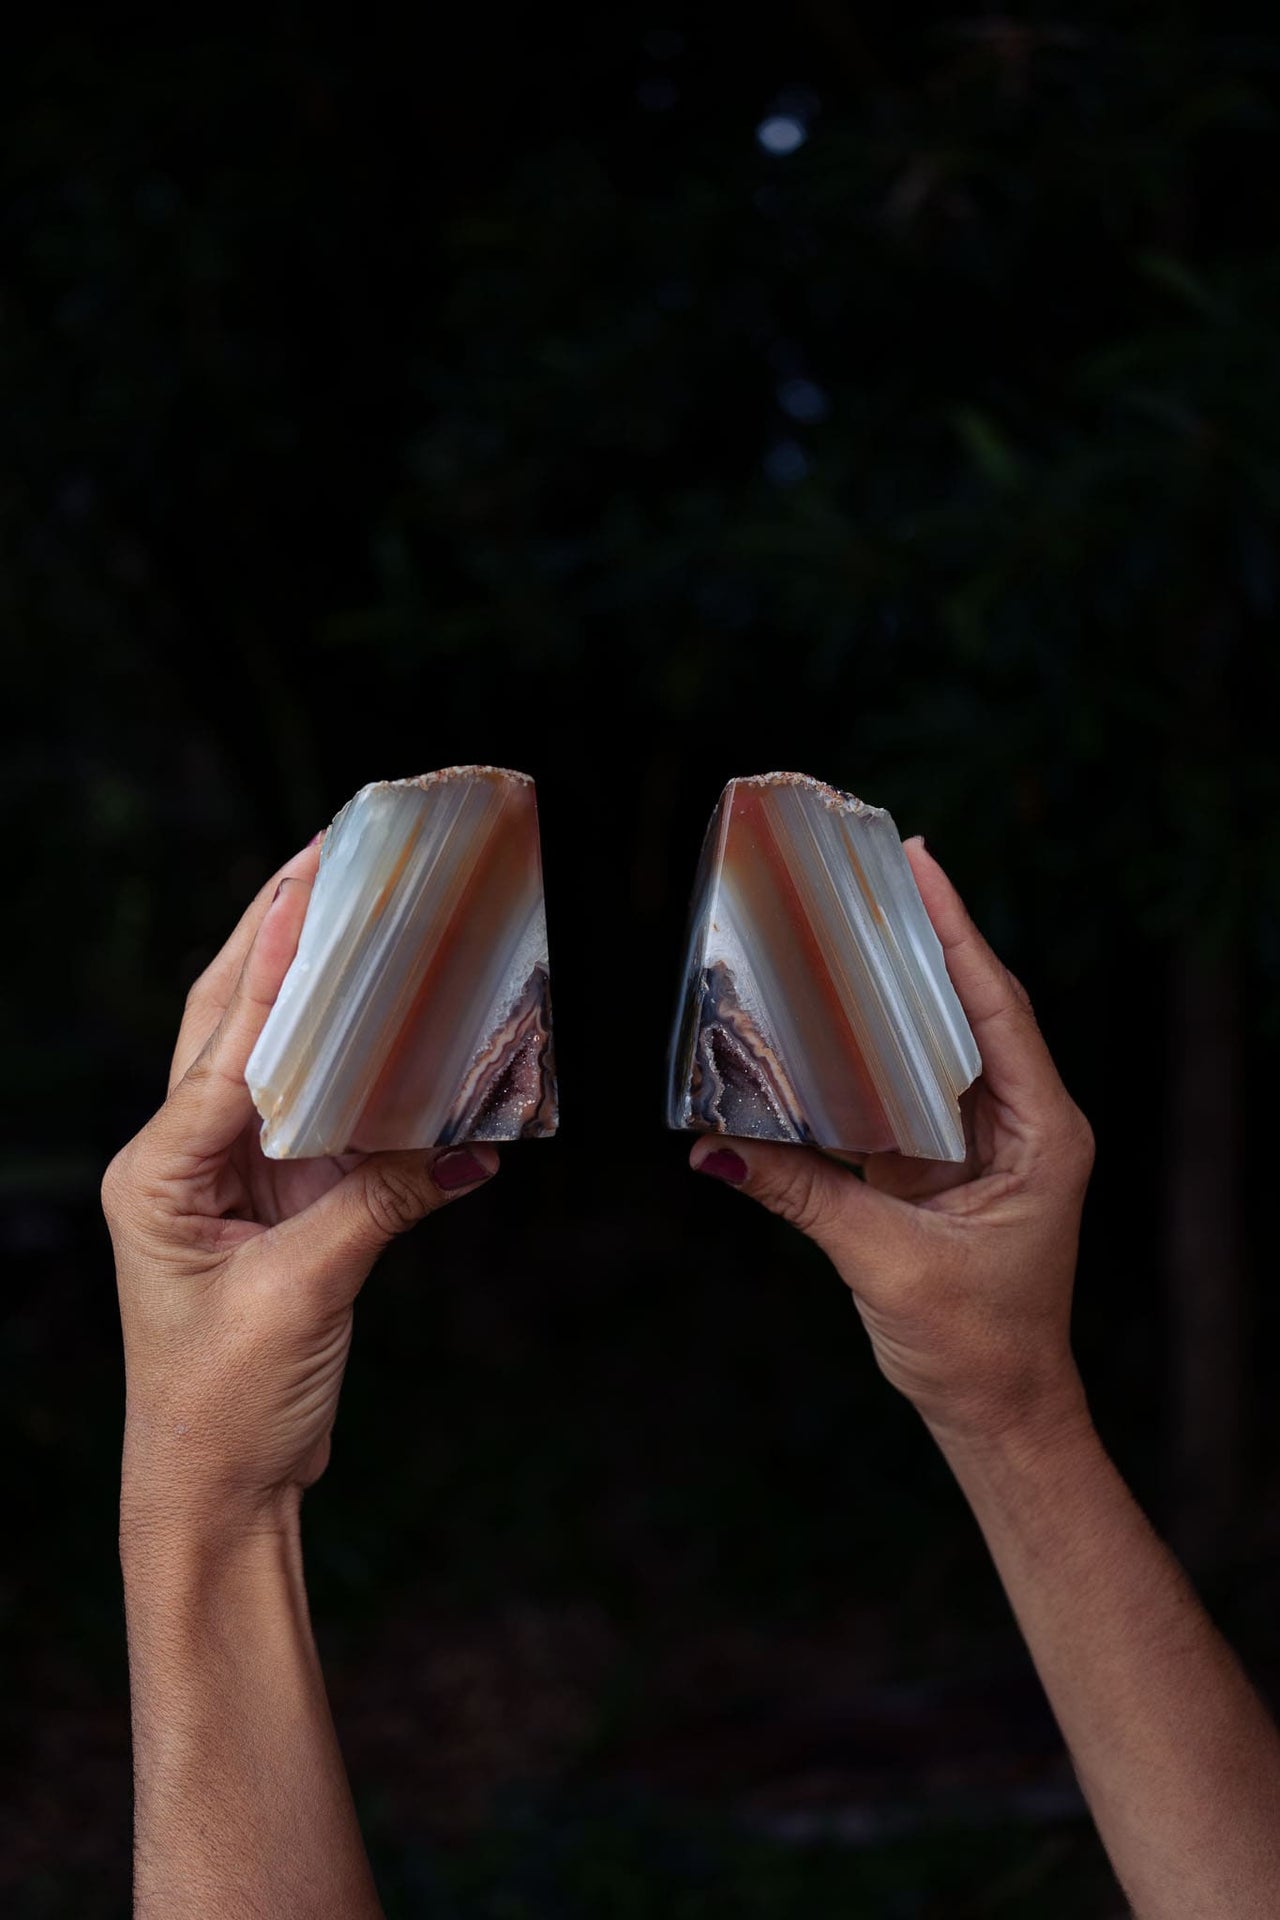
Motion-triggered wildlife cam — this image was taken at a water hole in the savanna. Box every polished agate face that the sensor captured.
[247,768,557,1159]
[667,774,980,1161]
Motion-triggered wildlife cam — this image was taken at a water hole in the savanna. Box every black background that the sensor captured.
[4,5,1280,1914]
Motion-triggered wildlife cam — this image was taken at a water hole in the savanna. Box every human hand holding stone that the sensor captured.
[691,839,1095,1450]
[102,840,498,1543]
[103,815,1280,1920]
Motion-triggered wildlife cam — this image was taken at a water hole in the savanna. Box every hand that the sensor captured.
[690,838,1095,1447]
[102,839,499,1541]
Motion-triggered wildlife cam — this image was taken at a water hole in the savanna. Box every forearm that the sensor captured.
[934,1394,1280,1918]
[122,1495,382,1920]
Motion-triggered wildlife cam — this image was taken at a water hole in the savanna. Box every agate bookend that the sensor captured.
[667,773,980,1161]
[247,767,557,1158]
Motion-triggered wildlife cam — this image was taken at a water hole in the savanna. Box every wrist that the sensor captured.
[920,1362,1094,1468]
[927,1399,1106,1541]
[120,1496,315,1695]
[120,1471,303,1589]
[121,1415,305,1563]
[121,1503,302,1602]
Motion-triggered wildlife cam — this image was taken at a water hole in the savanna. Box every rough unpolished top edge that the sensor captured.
[728,771,889,820]
[329,767,536,818]
[321,768,539,848]
[360,766,534,795]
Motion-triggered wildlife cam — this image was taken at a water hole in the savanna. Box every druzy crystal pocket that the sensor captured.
[247,767,557,1158]
[667,773,980,1161]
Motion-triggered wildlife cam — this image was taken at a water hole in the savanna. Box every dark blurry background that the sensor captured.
[4,4,1280,1914]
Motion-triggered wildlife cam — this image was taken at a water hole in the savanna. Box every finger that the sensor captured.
[690,1136,904,1275]
[158,874,314,1163]
[903,837,1068,1117]
[168,837,323,1092]
[273,1144,500,1305]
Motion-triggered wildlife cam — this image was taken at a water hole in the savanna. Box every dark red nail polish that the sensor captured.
[434,1149,492,1191]
[697,1147,748,1186]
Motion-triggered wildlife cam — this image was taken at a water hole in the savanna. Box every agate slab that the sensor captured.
[667,773,980,1161]
[247,767,557,1158]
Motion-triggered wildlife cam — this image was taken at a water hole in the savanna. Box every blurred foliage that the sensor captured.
[366,1800,1118,1920]
[4,3,1280,1913]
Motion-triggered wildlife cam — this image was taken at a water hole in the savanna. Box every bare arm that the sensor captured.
[104,841,498,1918]
[940,1412,1280,1916]
[121,1516,381,1920]
[691,838,1280,1918]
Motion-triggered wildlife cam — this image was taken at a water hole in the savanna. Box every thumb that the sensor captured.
[690,1137,903,1276]
[275,1144,499,1303]
[159,874,313,1165]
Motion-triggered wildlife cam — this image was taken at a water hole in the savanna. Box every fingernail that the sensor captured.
[696,1147,748,1186]
[308,831,324,847]
[433,1149,493,1191]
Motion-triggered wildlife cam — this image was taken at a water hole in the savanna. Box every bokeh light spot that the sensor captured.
[756,115,807,155]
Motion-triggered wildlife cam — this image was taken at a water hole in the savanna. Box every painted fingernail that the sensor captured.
[696,1147,748,1186]
[433,1149,493,1191]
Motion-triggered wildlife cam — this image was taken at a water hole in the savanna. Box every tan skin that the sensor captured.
[103,833,1280,1917]
[108,839,500,1521]
[692,838,1280,1920]
[103,838,497,1918]
[690,837,1094,1446]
